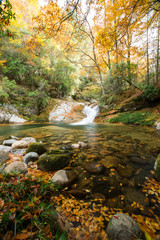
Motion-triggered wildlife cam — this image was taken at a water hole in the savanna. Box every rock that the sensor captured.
[4,161,28,174]
[106,213,143,240]
[23,152,39,164]
[21,137,36,144]
[26,142,47,155]
[0,145,12,153]
[0,163,6,173]
[51,170,77,187]
[0,151,9,163]
[154,155,160,181]
[84,162,104,174]
[12,141,28,149]
[71,143,80,149]
[66,189,88,198]
[134,169,151,187]
[117,164,134,178]
[78,142,88,148]
[122,187,149,207]
[100,156,120,169]
[10,149,26,156]
[3,139,17,146]
[37,153,71,172]
[129,156,148,165]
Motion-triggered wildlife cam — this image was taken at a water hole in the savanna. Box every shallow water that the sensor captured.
[0,122,160,216]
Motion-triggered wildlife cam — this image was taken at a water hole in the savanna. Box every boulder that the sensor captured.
[3,139,17,146]
[154,155,160,181]
[26,142,47,155]
[0,151,9,163]
[4,161,28,174]
[37,153,71,172]
[12,141,28,149]
[23,152,39,164]
[51,170,77,186]
[84,162,104,174]
[106,213,143,240]
[21,137,36,144]
[0,145,12,153]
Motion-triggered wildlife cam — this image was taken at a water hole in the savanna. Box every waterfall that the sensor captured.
[72,104,99,125]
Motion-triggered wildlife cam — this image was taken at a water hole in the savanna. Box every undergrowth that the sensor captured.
[0,174,67,240]
[109,112,156,126]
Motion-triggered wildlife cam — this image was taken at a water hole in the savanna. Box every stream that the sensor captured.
[0,122,160,218]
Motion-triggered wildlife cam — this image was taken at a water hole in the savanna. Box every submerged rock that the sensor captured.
[117,164,134,178]
[4,161,28,174]
[26,142,47,155]
[51,170,77,187]
[84,162,104,174]
[106,213,143,240]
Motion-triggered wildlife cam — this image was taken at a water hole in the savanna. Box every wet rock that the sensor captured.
[117,164,134,178]
[0,145,12,153]
[23,152,39,164]
[21,137,36,144]
[106,213,143,240]
[154,155,160,181]
[66,189,88,198]
[79,178,94,189]
[4,161,28,174]
[91,193,106,202]
[12,141,28,149]
[3,139,17,146]
[51,170,77,187]
[134,169,151,187]
[37,153,71,172]
[26,142,47,155]
[100,156,120,169]
[10,149,26,156]
[129,156,148,165]
[0,151,9,163]
[122,187,149,207]
[93,171,120,199]
[84,161,104,174]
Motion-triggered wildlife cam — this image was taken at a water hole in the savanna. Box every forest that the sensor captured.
[0,0,160,240]
[0,0,159,117]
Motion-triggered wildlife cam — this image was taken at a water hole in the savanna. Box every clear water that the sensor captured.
[0,122,160,215]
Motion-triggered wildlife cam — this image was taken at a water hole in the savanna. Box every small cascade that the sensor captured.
[72,104,99,125]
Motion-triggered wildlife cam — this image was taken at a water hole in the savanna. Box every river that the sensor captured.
[0,122,160,220]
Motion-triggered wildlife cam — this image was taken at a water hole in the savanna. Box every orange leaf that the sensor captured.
[0,199,4,210]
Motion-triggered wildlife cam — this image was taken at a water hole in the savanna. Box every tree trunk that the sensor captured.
[156,17,159,83]
[146,12,149,85]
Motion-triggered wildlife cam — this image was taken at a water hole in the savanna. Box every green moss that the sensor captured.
[26,142,47,155]
[109,112,156,126]
[37,154,71,172]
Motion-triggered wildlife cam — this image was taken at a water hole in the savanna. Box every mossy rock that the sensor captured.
[37,154,71,172]
[46,149,72,155]
[26,142,47,155]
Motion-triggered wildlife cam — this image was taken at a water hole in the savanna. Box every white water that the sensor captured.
[71,104,99,125]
